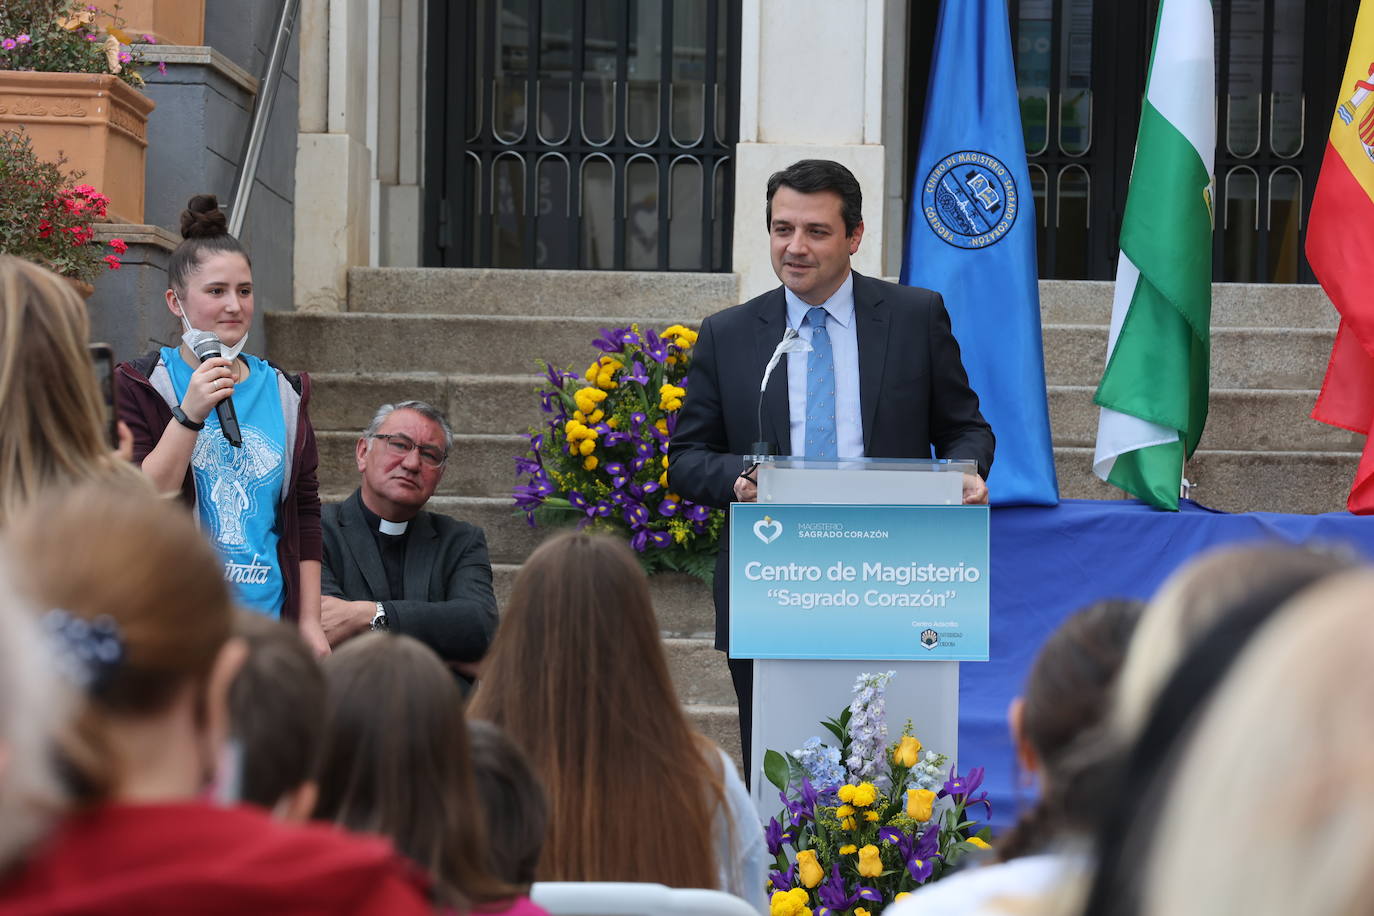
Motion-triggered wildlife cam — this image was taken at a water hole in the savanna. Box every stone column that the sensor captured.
[731,0,891,300]
[294,0,373,312]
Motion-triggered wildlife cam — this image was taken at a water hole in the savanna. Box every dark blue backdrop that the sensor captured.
[964,498,1374,831]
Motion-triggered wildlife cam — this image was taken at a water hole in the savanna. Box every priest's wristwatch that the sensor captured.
[370,602,389,631]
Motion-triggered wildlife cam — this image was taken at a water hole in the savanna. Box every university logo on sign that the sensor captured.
[920,628,940,651]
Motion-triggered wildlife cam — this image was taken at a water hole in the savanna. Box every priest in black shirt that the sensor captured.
[320,400,497,685]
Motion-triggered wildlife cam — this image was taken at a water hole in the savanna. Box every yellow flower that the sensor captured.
[967,836,992,850]
[606,417,619,429]
[857,844,882,878]
[850,782,878,808]
[906,788,936,822]
[655,418,669,435]
[795,849,824,889]
[769,888,811,916]
[855,909,871,916]
[836,785,856,804]
[658,383,686,411]
[840,816,857,831]
[579,439,596,456]
[661,455,669,468]
[893,735,922,768]
[838,844,857,855]
[582,455,598,471]
[659,470,669,487]
[835,805,855,818]
[895,893,911,902]
[863,810,880,822]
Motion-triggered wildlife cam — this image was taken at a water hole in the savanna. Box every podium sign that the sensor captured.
[729,503,990,661]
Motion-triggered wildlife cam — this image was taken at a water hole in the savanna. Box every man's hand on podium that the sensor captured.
[962,472,989,505]
[733,469,758,503]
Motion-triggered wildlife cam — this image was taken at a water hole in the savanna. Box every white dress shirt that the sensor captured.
[785,271,865,458]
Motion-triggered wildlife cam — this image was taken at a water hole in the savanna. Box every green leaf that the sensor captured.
[764,749,791,793]
[820,719,846,743]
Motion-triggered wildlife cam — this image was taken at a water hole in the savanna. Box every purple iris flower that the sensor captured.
[640,480,662,495]
[683,504,711,522]
[778,777,821,826]
[630,411,647,430]
[907,854,936,884]
[568,491,588,510]
[591,326,641,353]
[768,865,796,893]
[642,329,668,363]
[940,766,990,814]
[630,456,647,473]
[623,502,650,528]
[879,825,942,884]
[591,501,612,518]
[816,864,882,912]
[764,817,791,856]
[624,360,650,385]
[603,431,629,447]
[634,440,655,458]
[514,455,541,476]
[648,531,672,548]
[659,496,680,517]
[630,529,649,551]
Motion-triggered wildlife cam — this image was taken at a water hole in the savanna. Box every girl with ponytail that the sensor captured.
[114,195,328,654]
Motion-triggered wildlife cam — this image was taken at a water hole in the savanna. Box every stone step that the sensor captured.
[686,704,742,770]
[307,374,1359,461]
[347,267,740,319]
[492,564,715,637]
[1054,446,1357,515]
[665,637,736,707]
[1039,280,1335,329]
[1049,387,1363,453]
[345,268,1335,331]
[307,372,546,435]
[1043,324,1332,389]
[272,313,1336,390]
[316,431,527,498]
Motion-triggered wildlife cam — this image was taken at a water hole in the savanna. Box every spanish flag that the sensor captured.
[1309,1,1374,513]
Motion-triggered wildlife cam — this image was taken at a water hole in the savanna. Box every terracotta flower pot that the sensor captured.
[98,0,204,47]
[0,72,156,223]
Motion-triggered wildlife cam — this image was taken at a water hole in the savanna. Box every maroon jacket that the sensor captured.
[115,350,323,621]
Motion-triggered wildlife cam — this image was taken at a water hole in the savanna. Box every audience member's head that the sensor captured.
[1111,543,1356,739]
[469,531,725,888]
[0,255,140,526]
[996,598,1143,862]
[2,483,242,805]
[1078,544,1358,916]
[467,720,548,892]
[0,557,68,873]
[314,633,511,910]
[1099,568,1374,916]
[227,612,325,820]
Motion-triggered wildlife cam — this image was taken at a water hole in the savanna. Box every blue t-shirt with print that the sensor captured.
[163,347,287,617]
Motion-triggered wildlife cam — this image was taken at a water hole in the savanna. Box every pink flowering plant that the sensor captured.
[512,323,724,581]
[0,1,152,87]
[763,671,993,914]
[0,130,125,282]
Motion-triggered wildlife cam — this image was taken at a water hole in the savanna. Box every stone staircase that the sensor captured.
[266,269,1356,761]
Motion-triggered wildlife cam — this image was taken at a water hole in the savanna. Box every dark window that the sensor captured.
[425,0,740,271]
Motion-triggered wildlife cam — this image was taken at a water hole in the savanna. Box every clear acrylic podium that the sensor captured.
[737,457,978,815]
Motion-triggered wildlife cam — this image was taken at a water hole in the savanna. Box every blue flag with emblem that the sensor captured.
[901,0,1058,506]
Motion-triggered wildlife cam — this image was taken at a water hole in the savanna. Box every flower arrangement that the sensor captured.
[0,129,125,282]
[0,1,158,86]
[764,672,993,915]
[512,323,725,581]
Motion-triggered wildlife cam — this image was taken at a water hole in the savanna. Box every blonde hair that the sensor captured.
[1141,569,1374,915]
[0,255,142,526]
[1111,544,1353,739]
[0,554,69,872]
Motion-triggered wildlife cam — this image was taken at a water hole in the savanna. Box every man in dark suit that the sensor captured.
[320,400,497,684]
[669,159,995,764]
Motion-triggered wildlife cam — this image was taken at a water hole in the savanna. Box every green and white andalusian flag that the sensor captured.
[1093,0,1215,511]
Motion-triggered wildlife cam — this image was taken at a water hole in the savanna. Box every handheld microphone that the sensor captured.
[186,330,243,447]
[752,327,806,456]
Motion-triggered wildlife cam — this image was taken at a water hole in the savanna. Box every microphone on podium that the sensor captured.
[185,330,243,448]
[751,327,806,456]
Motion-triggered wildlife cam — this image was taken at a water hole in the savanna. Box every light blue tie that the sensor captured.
[804,306,837,458]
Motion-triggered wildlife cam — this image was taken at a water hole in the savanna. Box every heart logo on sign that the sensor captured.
[753,516,783,544]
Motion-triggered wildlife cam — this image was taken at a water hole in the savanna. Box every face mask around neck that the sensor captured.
[176,296,246,361]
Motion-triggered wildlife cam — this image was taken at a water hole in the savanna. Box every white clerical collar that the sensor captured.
[378,518,409,535]
[784,270,856,330]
